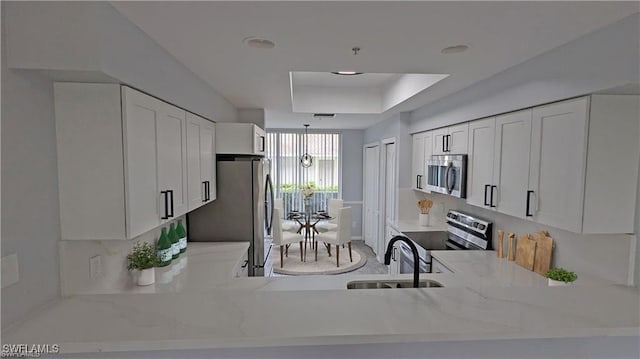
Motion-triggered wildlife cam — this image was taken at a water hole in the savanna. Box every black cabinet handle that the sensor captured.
[484,185,491,206]
[206,181,210,201]
[260,136,265,152]
[202,182,207,202]
[161,191,169,219]
[445,135,450,152]
[168,190,174,217]
[416,175,420,189]
[490,185,497,208]
[526,190,534,217]
[418,175,422,189]
[442,136,445,153]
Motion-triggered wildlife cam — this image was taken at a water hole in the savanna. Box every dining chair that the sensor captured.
[315,207,352,267]
[315,198,344,233]
[272,208,303,268]
[274,198,298,232]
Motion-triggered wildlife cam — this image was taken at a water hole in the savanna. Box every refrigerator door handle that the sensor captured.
[265,174,275,235]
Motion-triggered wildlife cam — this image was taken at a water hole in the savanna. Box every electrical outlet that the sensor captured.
[90,255,102,280]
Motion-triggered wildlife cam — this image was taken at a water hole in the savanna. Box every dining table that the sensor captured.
[287,211,333,261]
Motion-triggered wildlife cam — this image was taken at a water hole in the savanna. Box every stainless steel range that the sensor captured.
[445,210,492,250]
[397,210,492,274]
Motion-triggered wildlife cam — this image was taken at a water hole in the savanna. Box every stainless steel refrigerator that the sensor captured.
[187,155,274,276]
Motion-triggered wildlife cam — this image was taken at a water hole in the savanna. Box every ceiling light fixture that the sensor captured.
[313,113,335,118]
[441,45,469,54]
[331,71,363,76]
[300,124,313,168]
[242,36,275,49]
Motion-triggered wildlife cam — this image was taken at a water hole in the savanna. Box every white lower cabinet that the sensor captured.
[55,83,215,240]
[387,227,401,275]
[431,258,453,274]
[463,95,639,234]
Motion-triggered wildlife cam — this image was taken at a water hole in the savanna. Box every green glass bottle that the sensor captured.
[168,223,180,259]
[156,228,172,267]
[176,219,187,254]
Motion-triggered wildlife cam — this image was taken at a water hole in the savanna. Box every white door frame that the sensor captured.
[379,137,397,262]
[362,141,380,256]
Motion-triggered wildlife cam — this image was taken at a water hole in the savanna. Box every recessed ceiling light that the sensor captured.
[243,36,275,49]
[331,71,363,76]
[441,45,469,54]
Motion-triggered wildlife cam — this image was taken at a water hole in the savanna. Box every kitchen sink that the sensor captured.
[346,279,443,289]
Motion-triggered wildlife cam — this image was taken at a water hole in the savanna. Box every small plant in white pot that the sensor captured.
[545,268,577,286]
[127,242,158,286]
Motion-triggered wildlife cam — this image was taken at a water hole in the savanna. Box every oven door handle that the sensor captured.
[446,240,465,250]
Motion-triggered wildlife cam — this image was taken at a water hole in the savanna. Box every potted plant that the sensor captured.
[545,267,577,286]
[127,242,158,286]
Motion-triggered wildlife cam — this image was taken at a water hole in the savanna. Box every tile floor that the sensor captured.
[265,240,388,277]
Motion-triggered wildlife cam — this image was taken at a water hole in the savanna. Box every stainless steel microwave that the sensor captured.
[426,154,467,198]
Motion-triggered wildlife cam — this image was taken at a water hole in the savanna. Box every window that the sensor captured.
[265,131,341,214]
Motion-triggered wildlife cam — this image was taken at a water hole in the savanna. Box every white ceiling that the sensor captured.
[112,1,639,129]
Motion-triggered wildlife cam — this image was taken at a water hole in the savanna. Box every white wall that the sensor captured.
[1,7,60,327]
[409,13,639,133]
[237,108,266,128]
[4,1,238,123]
[404,13,640,285]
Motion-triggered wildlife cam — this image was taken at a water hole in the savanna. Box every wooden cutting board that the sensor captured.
[515,234,537,271]
[531,231,554,275]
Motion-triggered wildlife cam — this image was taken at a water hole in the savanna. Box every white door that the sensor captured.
[201,121,217,202]
[467,118,496,208]
[411,134,426,191]
[432,128,448,155]
[529,98,589,232]
[363,144,380,254]
[382,141,397,259]
[121,87,161,238]
[493,109,532,218]
[186,115,203,211]
[448,123,469,154]
[157,103,188,219]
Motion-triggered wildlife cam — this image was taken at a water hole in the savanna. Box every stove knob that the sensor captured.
[478,224,485,230]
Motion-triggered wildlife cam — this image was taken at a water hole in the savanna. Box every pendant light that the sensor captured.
[300,124,313,168]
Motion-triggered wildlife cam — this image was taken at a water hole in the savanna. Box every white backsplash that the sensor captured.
[59,216,186,295]
[398,188,633,285]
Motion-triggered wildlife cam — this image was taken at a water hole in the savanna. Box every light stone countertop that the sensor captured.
[390,219,448,233]
[3,242,638,354]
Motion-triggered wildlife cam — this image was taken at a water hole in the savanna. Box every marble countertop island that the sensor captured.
[3,243,639,355]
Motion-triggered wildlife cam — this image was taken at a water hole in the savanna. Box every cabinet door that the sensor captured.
[422,131,433,193]
[200,120,216,202]
[493,109,532,218]
[254,126,266,155]
[448,123,469,154]
[411,134,426,191]
[157,104,188,219]
[122,87,161,238]
[432,128,448,155]
[186,115,204,211]
[529,98,588,232]
[467,118,495,208]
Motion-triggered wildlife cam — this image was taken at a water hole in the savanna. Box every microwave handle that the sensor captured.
[445,163,454,194]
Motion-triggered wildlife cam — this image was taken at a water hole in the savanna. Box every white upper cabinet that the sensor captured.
[55,83,215,240]
[121,87,163,238]
[528,98,588,232]
[432,123,468,155]
[186,112,217,212]
[466,117,496,208]
[216,123,266,155]
[493,109,533,218]
[156,103,188,220]
[411,131,432,192]
[462,95,639,234]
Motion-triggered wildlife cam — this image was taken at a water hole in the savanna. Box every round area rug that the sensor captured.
[272,242,367,275]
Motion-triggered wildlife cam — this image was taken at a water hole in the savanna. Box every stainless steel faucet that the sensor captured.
[384,236,420,288]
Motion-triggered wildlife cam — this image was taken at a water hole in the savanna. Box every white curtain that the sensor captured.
[265,130,341,214]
